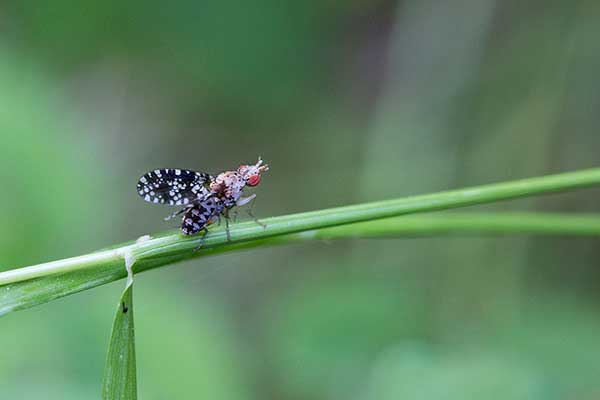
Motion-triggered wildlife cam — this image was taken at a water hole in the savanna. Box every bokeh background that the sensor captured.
[2,1,600,399]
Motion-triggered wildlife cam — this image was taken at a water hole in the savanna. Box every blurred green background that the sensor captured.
[1,1,600,399]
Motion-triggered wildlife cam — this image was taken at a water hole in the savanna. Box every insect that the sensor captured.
[136,158,268,245]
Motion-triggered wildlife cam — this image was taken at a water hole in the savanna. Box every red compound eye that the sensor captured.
[247,174,261,186]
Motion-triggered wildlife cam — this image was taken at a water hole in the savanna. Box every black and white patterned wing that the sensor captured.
[137,169,211,206]
[181,197,223,235]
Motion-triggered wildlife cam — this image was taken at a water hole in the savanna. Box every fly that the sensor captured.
[136,158,268,246]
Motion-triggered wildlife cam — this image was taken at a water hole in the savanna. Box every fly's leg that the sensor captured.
[193,229,209,251]
[232,209,239,223]
[237,194,266,228]
[246,196,266,228]
[164,206,190,221]
[247,209,266,228]
[236,193,256,207]
[224,208,232,242]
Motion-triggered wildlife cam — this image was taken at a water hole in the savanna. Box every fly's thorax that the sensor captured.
[210,171,246,204]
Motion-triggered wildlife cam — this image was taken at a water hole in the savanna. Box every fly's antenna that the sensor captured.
[256,156,269,172]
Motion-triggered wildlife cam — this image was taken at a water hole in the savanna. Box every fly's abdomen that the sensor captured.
[180,197,223,235]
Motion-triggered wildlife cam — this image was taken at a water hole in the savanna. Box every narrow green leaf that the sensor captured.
[102,282,137,400]
[2,211,600,316]
[2,166,600,315]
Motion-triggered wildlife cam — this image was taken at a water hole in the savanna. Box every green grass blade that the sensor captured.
[309,212,600,238]
[102,282,137,400]
[2,167,600,315]
[2,212,600,316]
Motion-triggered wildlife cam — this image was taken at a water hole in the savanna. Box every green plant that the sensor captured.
[2,167,600,399]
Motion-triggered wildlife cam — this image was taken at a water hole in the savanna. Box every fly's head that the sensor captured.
[209,157,268,207]
[237,157,269,187]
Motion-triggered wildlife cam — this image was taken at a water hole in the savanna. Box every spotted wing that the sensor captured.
[137,169,211,206]
[181,197,223,235]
